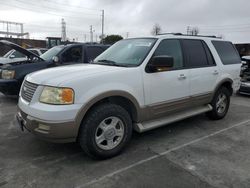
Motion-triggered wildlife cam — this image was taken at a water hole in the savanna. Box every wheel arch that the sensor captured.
[75,91,141,130]
[213,78,234,99]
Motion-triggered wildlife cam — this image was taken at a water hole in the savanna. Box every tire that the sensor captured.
[78,103,133,159]
[207,87,231,120]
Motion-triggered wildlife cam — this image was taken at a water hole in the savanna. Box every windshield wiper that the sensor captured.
[94,59,128,67]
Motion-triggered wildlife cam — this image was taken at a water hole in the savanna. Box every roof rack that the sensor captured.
[157,33,218,38]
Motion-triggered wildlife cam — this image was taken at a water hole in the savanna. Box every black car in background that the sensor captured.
[239,56,250,95]
[0,40,109,95]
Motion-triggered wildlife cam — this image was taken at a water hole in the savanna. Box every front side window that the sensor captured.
[61,46,83,63]
[212,41,241,65]
[182,39,209,68]
[94,38,157,67]
[153,39,184,69]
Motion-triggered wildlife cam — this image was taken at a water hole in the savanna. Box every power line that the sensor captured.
[12,0,101,16]
[0,3,100,20]
[42,0,101,11]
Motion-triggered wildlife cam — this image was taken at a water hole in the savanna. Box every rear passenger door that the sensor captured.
[182,39,219,102]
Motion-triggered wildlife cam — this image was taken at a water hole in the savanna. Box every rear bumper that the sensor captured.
[16,107,78,143]
[0,79,20,95]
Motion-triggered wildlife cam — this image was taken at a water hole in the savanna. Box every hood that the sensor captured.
[26,64,125,86]
[0,40,44,61]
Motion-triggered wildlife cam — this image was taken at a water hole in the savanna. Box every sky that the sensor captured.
[0,0,250,43]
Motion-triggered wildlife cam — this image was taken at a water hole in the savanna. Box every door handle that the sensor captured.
[213,70,219,75]
[178,74,187,80]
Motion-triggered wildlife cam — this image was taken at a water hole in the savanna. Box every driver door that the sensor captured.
[143,39,190,119]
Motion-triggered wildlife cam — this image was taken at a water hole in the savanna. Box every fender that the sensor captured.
[75,90,142,127]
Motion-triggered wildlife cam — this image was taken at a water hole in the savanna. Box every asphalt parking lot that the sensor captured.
[0,93,250,188]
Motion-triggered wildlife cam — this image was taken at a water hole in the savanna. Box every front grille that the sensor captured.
[21,81,38,102]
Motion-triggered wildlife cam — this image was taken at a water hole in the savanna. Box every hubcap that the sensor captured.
[216,93,227,114]
[95,116,125,150]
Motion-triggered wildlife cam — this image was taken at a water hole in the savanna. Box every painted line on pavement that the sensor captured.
[78,119,250,188]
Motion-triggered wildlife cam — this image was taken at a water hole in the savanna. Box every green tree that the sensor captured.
[101,35,123,44]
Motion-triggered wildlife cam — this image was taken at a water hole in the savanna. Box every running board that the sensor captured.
[134,104,213,133]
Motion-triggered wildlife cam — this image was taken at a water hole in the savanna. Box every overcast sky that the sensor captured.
[0,0,250,43]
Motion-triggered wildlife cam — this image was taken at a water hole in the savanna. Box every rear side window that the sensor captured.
[86,47,104,62]
[182,40,209,68]
[212,41,241,65]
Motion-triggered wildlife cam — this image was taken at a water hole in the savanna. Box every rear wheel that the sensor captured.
[207,87,231,120]
[78,103,132,159]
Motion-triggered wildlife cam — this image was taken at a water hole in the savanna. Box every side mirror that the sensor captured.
[147,55,174,73]
[9,55,15,59]
[52,56,59,64]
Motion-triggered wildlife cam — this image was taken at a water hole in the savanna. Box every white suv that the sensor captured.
[17,34,241,159]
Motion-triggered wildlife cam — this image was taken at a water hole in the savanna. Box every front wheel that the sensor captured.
[78,103,133,159]
[207,87,231,120]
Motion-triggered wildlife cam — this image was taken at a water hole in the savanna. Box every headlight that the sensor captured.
[2,70,15,79]
[40,86,74,105]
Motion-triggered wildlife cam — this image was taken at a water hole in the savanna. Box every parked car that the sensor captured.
[0,40,109,95]
[17,34,241,159]
[4,48,48,58]
[0,48,48,65]
[239,56,250,95]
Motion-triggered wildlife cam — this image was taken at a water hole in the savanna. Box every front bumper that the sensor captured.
[0,79,20,95]
[16,107,79,143]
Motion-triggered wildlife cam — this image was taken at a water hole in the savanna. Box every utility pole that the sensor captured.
[101,9,104,43]
[84,34,86,42]
[90,25,94,43]
[6,22,9,37]
[187,26,190,35]
[126,32,129,39]
[61,18,66,41]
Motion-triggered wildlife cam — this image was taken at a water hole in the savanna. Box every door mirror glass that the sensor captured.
[148,55,174,72]
[52,56,59,63]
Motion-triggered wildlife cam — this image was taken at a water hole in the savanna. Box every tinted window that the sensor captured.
[212,41,241,65]
[202,41,216,66]
[183,40,208,68]
[86,47,104,62]
[154,39,183,69]
[61,46,82,63]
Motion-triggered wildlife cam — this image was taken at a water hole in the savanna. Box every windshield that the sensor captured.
[94,38,157,67]
[40,46,64,61]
